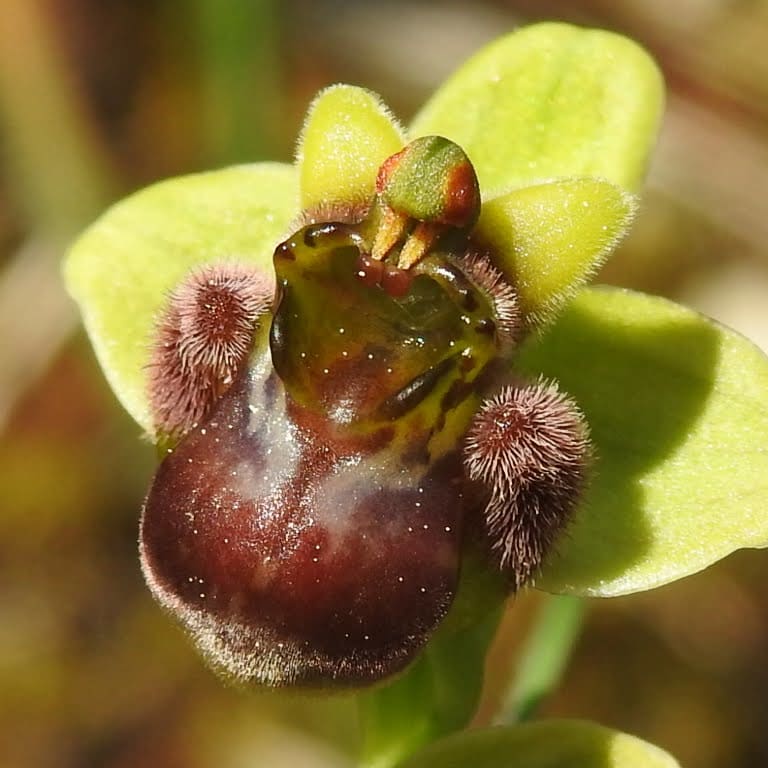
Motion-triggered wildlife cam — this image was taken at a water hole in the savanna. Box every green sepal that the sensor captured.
[297,84,405,212]
[517,286,768,596]
[411,22,663,195]
[64,163,298,435]
[397,719,681,768]
[477,177,636,326]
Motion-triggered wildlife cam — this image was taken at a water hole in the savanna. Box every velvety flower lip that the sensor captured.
[65,21,768,604]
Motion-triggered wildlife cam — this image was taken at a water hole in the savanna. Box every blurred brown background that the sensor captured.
[1,1,767,766]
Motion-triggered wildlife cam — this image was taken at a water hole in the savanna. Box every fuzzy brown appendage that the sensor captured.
[147,263,273,438]
[464,380,592,589]
[458,251,521,350]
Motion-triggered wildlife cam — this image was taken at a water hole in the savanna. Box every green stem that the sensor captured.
[497,594,585,724]
[359,605,503,768]
[359,551,508,768]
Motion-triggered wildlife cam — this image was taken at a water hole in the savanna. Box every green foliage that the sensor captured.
[519,286,768,596]
[478,178,636,325]
[359,554,506,768]
[411,22,664,194]
[64,163,297,435]
[398,720,681,768]
[359,607,502,768]
[298,84,405,210]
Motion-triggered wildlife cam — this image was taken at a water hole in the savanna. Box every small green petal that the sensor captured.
[399,720,680,768]
[411,22,663,194]
[297,84,405,212]
[477,177,636,326]
[64,163,298,435]
[516,286,768,596]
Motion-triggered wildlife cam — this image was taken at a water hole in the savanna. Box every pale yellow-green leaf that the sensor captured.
[411,22,663,194]
[64,163,298,435]
[399,720,680,768]
[297,84,405,212]
[516,286,768,596]
[477,177,636,325]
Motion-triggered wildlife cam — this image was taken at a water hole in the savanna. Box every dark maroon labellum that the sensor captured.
[141,342,467,686]
[140,221,499,688]
[139,138,592,690]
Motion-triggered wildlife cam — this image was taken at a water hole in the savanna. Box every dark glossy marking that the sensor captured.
[377,356,455,421]
[462,288,478,312]
[276,242,297,262]
[355,252,385,287]
[441,377,474,413]
[400,424,434,467]
[475,318,496,336]
[382,265,413,297]
[303,224,326,247]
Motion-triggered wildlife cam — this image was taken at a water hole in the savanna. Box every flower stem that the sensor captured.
[497,594,585,724]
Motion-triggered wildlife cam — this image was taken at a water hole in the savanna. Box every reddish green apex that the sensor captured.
[376,135,480,229]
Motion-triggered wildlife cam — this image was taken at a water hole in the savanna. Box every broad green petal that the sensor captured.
[399,720,680,768]
[411,23,663,194]
[516,286,768,596]
[477,177,636,326]
[297,84,405,211]
[64,163,298,435]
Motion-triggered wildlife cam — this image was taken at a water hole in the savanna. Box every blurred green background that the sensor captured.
[1,1,767,766]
